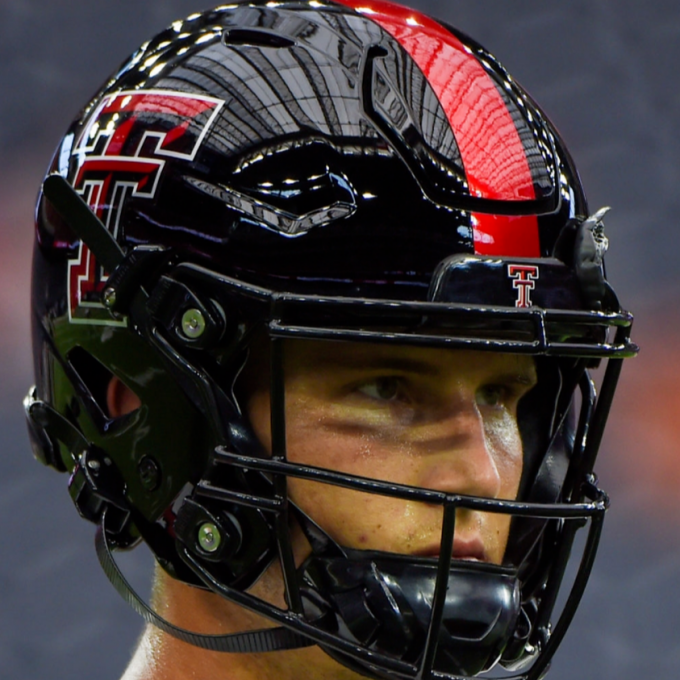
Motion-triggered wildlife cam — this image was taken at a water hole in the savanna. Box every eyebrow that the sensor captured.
[305,350,538,387]
[311,353,442,376]
[495,371,537,386]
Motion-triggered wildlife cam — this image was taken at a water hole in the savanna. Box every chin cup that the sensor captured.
[300,550,521,678]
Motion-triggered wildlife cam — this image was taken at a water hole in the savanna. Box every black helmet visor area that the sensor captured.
[138,261,629,680]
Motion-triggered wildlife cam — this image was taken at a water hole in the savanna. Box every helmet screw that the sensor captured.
[138,456,161,492]
[102,287,117,308]
[197,522,221,553]
[181,308,206,339]
[87,458,101,472]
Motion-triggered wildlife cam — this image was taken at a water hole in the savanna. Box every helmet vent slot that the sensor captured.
[222,28,295,49]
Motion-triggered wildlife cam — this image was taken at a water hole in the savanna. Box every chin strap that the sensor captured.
[95,509,313,653]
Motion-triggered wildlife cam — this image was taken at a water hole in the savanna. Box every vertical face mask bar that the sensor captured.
[517,355,609,676]
[523,369,599,666]
[561,372,596,505]
[580,357,624,476]
[418,502,456,680]
[520,356,616,677]
[270,336,304,614]
[526,511,606,680]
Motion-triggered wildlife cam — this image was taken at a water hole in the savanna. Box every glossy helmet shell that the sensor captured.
[30,2,628,679]
[33,0,587,521]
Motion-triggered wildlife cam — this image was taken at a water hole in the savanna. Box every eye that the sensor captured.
[357,377,402,402]
[475,384,507,408]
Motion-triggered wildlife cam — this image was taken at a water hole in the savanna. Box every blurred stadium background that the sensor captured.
[1,1,679,677]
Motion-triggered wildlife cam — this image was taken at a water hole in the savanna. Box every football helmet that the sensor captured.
[26,1,637,679]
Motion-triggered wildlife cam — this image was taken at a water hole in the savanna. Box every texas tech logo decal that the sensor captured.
[508,264,539,308]
[66,89,224,324]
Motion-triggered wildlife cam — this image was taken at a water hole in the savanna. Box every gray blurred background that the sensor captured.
[2,1,679,678]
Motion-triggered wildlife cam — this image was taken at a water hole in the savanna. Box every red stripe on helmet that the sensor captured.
[335,0,540,257]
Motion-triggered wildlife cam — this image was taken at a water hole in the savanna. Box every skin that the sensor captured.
[111,341,537,680]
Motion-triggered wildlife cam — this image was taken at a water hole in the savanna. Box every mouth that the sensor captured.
[413,536,489,563]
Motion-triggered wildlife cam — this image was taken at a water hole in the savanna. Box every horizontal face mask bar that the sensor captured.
[266,298,634,359]
[163,264,637,359]
[267,322,632,359]
[206,450,608,519]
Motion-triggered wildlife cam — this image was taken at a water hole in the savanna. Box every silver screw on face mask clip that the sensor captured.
[102,287,117,308]
[197,522,221,553]
[181,308,206,339]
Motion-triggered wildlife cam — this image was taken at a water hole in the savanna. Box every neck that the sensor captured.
[120,566,363,680]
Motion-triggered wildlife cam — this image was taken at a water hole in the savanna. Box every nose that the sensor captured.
[415,400,503,501]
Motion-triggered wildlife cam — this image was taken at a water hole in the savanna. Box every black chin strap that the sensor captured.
[95,510,313,653]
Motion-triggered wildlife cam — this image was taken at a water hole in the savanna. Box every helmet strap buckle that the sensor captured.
[68,448,132,538]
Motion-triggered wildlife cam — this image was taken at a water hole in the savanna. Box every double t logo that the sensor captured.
[507,264,539,308]
[66,89,223,324]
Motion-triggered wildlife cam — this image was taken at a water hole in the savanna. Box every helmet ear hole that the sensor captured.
[106,376,142,419]
[67,347,141,424]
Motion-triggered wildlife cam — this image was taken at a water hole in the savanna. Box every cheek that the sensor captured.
[288,475,437,553]
[284,393,417,472]
[284,405,430,551]
[245,389,434,553]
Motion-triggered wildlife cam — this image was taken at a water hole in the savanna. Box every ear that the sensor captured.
[106,376,142,418]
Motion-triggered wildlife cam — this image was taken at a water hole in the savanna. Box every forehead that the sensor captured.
[282,339,536,381]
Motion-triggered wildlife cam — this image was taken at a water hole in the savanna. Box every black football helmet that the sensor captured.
[26,1,637,679]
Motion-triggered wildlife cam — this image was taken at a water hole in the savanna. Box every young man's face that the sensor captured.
[245,341,537,566]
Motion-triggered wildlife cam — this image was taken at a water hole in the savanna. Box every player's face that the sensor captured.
[245,341,537,565]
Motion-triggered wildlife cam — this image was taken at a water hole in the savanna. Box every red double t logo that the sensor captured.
[66,89,223,324]
[507,264,539,308]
